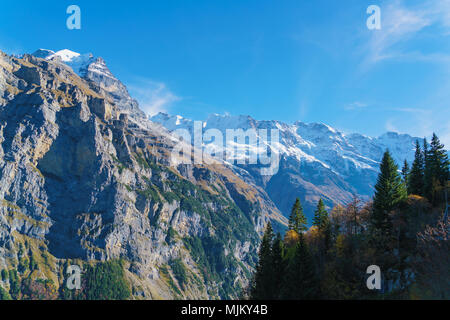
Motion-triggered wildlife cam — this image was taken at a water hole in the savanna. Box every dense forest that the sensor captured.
[248,133,449,300]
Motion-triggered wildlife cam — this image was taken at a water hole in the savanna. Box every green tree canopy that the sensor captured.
[402,159,410,188]
[288,198,307,233]
[372,150,407,231]
[281,235,319,299]
[313,199,329,230]
[251,223,275,299]
[424,134,449,203]
[271,233,285,299]
[408,140,425,196]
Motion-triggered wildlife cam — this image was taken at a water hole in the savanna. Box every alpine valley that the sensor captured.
[0,49,422,300]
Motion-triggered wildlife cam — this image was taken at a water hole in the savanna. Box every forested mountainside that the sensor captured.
[249,139,449,300]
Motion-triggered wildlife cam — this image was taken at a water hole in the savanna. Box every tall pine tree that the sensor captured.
[288,198,307,233]
[280,234,319,299]
[372,150,407,231]
[408,140,425,196]
[313,199,333,258]
[402,159,409,190]
[424,137,432,200]
[425,133,450,204]
[313,198,329,230]
[251,223,274,299]
[271,233,285,299]
[429,133,449,183]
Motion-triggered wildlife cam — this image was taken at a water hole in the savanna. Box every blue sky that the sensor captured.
[1,0,449,144]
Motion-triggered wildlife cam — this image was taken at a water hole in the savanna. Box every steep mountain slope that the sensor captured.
[150,113,420,219]
[0,50,285,299]
[32,49,147,120]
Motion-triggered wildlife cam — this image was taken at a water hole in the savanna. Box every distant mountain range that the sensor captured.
[149,112,420,219]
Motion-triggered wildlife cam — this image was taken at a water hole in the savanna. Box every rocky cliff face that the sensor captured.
[0,50,285,299]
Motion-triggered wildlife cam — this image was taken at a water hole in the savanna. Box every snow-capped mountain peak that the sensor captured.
[48,49,81,62]
[31,48,95,77]
[30,48,146,120]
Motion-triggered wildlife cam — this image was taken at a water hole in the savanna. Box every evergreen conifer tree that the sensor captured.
[425,133,450,204]
[372,150,407,231]
[424,137,432,199]
[271,233,285,299]
[288,198,307,233]
[251,223,274,299]
[281,234,319,299]
[408,140,425,196]
[313,199,329,230]
[402,159,409,190]
[429,134,449,183]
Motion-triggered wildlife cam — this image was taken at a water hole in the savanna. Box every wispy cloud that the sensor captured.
[363,0,450,66]
[382,107,437,141]
[344,101,368,110]
[385,118,399,132]
[391,107,430,114]
[357,0,450,146]
[128,79,180,116]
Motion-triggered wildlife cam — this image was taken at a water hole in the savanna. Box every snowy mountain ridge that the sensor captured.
[150,112,419,174]
[149,112,421,218]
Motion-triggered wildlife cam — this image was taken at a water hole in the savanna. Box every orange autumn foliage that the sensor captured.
[283,229,300,248]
